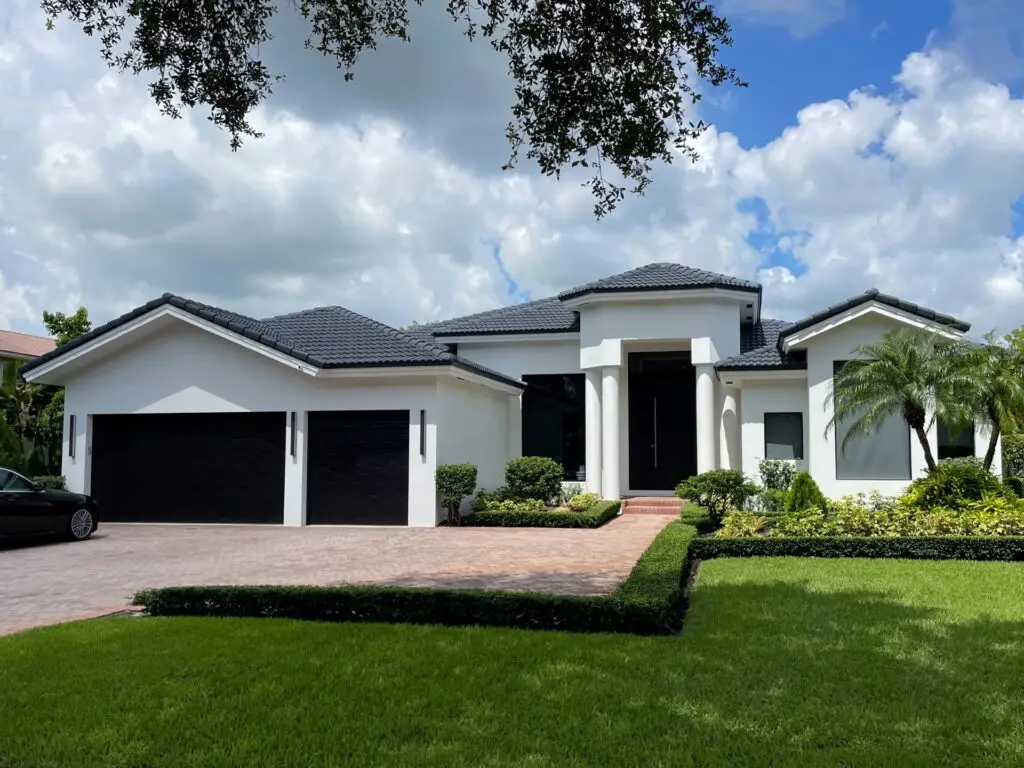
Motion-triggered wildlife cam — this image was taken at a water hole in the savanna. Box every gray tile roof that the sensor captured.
[558,262,761,301]
[424,296,579,337]
[716,319,807,371]
[21,294,524,388]
[778,288,971,342]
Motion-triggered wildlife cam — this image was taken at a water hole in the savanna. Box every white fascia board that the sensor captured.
[316,365,524,394]
[560,287,759,310]
[22,305,321,382]
[436,332,579,344]
[716,369,808,386]
[780,303,966,352]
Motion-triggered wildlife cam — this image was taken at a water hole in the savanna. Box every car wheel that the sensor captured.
[68,508,95,541]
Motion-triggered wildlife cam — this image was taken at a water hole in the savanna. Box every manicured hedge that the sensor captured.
[679,503,718,534]
[133,521,698,636]
[688,536,1024,562]
[461,500,621,528]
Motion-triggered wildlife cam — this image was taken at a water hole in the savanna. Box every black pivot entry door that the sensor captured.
[628,352,697,491]
[306,410,409,525]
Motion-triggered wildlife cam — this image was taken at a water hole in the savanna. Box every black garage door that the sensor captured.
[91,412,285,524]
[307,410,409,525]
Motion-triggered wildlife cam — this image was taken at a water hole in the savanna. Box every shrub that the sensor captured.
[747,488,789,514]
[476,498,548,513]
[505,456,564,502]
[567,492,600,512]
[689,536,1024,562]
[758,459,796,491]
[679,503,718,534]
[463,500,621,528]
[1003,434,1024,478]
[901,457,1006,511]
[435,464,477,525]
[559,482,584,505]
[675,470,758,521]
[719,511,770,538]
[31,475,67,490]
[786,472,827,513]
[766,492,1024,538]
[471,487,512,512]
[1004,476,1024,498]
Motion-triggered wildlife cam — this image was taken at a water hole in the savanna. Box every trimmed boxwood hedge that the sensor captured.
[461,500,621,528]
[133,521,698,636]
[688,535,1024,562]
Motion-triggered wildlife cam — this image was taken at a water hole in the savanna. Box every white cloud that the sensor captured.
[719,0,846,37]
[1,0,1024,343]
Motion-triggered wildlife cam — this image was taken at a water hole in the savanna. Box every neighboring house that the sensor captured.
[0,329,56,365]
[19,262,996,527]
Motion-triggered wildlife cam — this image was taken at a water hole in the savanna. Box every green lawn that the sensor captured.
[4,558,1024,767]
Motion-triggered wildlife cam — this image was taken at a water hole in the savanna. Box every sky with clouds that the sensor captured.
[2,0,1024,337]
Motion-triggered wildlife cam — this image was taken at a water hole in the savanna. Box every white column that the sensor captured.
[601,365,621,499]
[507,394,523,461]
[696,364,716,474]
[584,368,603,495]
[719,386,740,471]
[283,410,308,526]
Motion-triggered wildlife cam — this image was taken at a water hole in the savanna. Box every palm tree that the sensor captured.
[954,333,1024,471]
[827,329,970,473]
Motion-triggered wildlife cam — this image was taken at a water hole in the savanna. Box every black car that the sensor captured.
[0,467,99,540]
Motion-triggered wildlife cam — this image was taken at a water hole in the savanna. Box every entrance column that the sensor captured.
[695,364,716,474]
[719,386,740,471]
[584,368,603,496]
[601,365,621,499]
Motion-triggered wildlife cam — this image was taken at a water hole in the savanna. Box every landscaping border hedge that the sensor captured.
[688,536,1024,562]
[133,521,698,636]
[461,500,621,528]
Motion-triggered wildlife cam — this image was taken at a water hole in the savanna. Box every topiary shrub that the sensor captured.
[901,457,1006,511]
[505,456,564,502]
[31,475,67,490]
[785,472,827,513]
[675,470,758,522]
[758,459,796,491]
[435,464,477,525]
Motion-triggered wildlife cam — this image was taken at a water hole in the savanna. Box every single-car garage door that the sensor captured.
[307,410,409,525]
[91,412,285,524]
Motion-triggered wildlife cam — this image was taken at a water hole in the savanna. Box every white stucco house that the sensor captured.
[19,262,997,527]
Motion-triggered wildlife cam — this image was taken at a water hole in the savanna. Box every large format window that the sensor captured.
[833,361,911,480]
[521,374,585,480]
[938,420,975,460]
[764,412,804,461]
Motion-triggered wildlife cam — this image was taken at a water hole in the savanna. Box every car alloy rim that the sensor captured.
[71,509,93,539]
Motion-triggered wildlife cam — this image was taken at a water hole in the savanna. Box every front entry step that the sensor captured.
[621,497,683,515]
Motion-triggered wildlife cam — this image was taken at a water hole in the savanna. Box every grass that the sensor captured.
[4,557,1024,766]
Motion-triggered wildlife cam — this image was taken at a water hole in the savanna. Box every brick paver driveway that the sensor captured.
[0,515,673,636]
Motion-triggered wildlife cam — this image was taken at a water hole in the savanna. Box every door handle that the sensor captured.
[653,397,659,468]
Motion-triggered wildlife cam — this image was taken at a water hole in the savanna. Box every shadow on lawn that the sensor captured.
[601,579,1024,764]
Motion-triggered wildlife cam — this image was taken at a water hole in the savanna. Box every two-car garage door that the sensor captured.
[90,410,409,525]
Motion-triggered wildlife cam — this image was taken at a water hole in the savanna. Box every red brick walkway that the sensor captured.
[0,515,674,636]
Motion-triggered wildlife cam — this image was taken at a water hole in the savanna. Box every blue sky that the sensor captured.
[3,0,1024,335]
[708,1,969,147]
